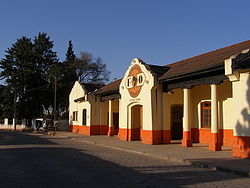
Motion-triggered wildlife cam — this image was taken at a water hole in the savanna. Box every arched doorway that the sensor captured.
[131,104,143,140]
[171,105,183,140]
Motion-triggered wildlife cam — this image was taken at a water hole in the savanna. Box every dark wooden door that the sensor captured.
[171,105,183,140]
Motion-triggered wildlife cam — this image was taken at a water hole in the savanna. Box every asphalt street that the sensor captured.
[0,131,249,188]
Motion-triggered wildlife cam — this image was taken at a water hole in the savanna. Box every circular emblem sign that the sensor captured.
[126,64,145,98]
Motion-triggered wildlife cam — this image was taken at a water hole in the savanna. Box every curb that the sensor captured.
[58,132,250,178]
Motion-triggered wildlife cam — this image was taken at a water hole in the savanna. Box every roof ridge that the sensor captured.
[166,40,250,67]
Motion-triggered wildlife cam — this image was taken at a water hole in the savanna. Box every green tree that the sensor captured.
[32,32,58,117]
[0,36,34,118]
[0,36,110,120]
[0,33,58,119]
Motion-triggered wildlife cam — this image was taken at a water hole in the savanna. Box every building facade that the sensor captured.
[69,40,250,158]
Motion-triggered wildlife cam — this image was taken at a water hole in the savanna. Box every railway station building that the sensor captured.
[69,40,250,158]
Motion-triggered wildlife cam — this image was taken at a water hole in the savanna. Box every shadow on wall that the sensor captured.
[235,75,250,158]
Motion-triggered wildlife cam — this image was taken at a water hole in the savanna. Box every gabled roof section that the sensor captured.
[233,49,250,70]
[160,40,250,81]
[95,79,122,95]
[145,64,169,78]
[79,82,103,93]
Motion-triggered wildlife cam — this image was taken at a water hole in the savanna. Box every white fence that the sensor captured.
[0,118,28,130]
[0,118,69,131]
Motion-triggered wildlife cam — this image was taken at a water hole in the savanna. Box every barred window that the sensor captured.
[201,101,211,128]
[73,111,78,121]
[82,109,87,125]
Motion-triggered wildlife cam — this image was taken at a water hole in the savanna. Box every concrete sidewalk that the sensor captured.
[57,131,250,177]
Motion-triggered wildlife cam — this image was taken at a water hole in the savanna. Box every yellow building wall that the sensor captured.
[190,81,233,130]
[163,89,183,130]
[162,81,234,131]
[100,100,108,125]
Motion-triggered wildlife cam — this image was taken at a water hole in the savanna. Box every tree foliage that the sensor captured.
[0,33,58,119]
[75,52,110,84]
[0,35,110,120]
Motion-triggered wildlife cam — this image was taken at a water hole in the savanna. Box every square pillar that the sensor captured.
[209,84,222,151]
[108,100,115,136]
[4,118,8,128]
[182,88,193,147]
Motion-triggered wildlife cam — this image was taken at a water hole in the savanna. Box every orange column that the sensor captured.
[209,84,222,151]
[182,88,193,147]
[108,100,115,136]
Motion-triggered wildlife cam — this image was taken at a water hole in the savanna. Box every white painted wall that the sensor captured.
[69,81,91,126]
[119,58,159,131]
[232,71,250,136]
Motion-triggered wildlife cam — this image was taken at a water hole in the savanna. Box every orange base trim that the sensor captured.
[191,128,199,143]
[182,131,193,147]
[233,136,250,158]
[108,126,115,136]
[209,133,222,151]
[162,130,171,144]
[198,129,233,147]
[199,129,211,144]
[90,125,100,135]
[118,128,140,141]
[219,129,233,146]
[69,125,106,135]
[69,125,91,135]
[99,125,108,135]
[118,128,170,145]
[141,130,159,144]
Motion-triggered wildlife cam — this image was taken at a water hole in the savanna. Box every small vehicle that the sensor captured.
[31,118,56,134]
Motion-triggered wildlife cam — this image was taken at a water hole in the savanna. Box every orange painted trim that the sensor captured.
[99,125,108,135]
[118,128,128,141]
[118,128,171,145]
[198,129,233,147]
[141,130,159,145]
[199,128,211,144]
[90,125,100,135]
[108,126,115,136]
[118,128,140,141]
[209,133,222,151]
[219,129,233,146]
[182,131,192,147]
[141,130,171,145]
[162,130,171,144]
[191,128,199,143]
[70,125,103,135]
[233,136,250,159]
[70,125,82,134]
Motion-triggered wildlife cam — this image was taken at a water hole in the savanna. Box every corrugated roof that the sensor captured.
[95,79,122,95]
[80,82,103,93]
[233,49,250,70]
[160,40,250,81]
[146,64,169,78]
[94,40,250,94]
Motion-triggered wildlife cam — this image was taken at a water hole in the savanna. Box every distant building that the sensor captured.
[69,40,250,159]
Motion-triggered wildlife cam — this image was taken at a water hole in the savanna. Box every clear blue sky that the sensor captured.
[0,0,249,82]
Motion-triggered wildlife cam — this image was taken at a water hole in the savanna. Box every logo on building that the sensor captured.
[126,64,145,98]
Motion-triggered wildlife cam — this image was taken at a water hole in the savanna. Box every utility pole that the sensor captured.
[13,89,16,131]
[54,76,57,123]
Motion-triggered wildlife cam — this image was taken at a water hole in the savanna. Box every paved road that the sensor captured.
[0,131,249,188]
